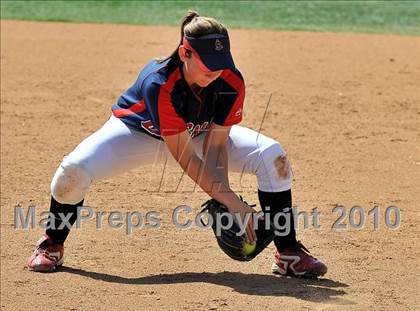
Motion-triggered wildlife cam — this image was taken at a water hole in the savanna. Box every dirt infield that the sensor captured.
[1,20,419,310]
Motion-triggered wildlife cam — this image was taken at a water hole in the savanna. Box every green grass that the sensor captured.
[1,1,420,35]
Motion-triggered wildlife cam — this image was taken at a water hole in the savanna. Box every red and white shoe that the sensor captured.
[272,241,327,278]
[27,234,64,272]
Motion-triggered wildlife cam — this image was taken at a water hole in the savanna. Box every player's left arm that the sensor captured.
[202,123,231,188]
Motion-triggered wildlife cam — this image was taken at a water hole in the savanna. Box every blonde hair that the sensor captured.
[157,10,228,63]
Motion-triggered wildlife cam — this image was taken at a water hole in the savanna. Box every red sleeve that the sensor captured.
[217,69,245,126]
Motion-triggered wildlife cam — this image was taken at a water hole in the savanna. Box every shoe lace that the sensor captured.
[36,240,52,254]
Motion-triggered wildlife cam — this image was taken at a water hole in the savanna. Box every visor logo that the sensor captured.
[215,39,223,51]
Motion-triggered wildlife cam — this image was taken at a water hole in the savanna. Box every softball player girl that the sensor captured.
[28,11,327,277]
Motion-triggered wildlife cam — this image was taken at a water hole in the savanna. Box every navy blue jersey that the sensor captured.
[111,58,244,139]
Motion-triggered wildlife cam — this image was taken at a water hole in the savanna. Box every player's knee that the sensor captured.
[50,162,92,204]
[261,142,292,181]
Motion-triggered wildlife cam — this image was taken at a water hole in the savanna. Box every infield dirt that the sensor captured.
[1,20,419,310]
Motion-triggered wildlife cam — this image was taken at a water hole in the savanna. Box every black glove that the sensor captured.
[200,198,275,261]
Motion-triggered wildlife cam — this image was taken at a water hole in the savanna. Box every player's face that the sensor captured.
[180,47,223,87]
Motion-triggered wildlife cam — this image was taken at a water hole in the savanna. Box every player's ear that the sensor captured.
[179,46,191,62]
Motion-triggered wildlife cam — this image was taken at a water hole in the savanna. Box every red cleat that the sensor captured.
[27,234,64,272]
[272,241,327,278]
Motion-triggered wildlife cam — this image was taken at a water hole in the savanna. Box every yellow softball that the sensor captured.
[243,242,256,255]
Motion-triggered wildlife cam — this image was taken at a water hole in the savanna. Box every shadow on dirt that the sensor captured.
[60,266,352,303]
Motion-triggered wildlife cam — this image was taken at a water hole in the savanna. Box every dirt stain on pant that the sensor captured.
[274,155,290,180]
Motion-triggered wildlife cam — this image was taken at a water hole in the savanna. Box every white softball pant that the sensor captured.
[51,115,292,204]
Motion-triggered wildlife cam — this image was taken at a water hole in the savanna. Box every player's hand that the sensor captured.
[227,200,257,243]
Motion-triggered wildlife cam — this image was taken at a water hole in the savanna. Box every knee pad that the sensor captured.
[50,161,92,204]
